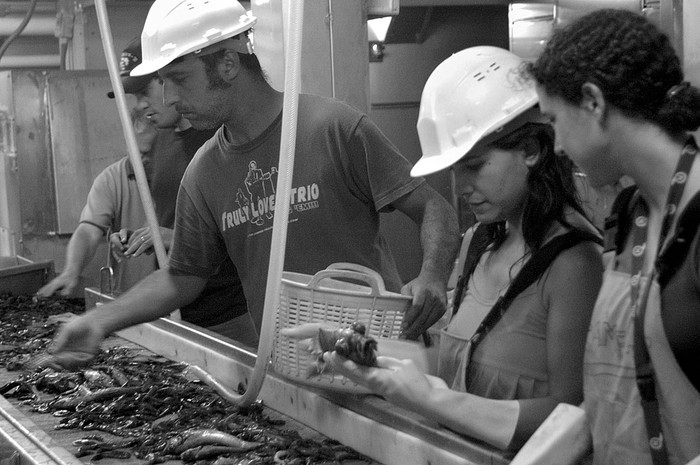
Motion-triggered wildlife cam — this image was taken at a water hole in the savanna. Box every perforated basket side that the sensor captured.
[272,273,409,392]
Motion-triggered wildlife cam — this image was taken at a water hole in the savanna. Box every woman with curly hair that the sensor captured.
[529,8,700,465]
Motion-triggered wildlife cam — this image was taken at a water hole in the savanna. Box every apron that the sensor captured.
[586,139,700,464]
[437,228,597,394]
[584,267,700,465]
[438,324,473,392]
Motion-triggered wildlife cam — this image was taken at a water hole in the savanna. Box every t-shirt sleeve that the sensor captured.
[78,167,119,235]
[343,115,424,212]
[168,181,227,279]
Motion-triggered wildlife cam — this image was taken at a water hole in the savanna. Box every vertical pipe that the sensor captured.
[186,0,306,406]
[236,0,304,406]
[682,0,700,86]
[327,0,336,98]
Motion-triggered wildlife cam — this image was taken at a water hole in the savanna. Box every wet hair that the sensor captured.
[483,122,590,252]
[198,49,268,87]
[198,49,232,90]
[527,9,700,136]
[170,32,268,88]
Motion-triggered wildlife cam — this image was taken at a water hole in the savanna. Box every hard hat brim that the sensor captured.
[131,57,173,77]
[411,105,544,177]
[411,145,467,177]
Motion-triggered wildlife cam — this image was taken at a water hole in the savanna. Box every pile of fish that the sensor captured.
[0,294,370,464]
[0,294,85,369]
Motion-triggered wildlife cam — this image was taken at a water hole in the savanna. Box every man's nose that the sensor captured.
[134,97,148,110]
[162,82,178,107]
[457,178,475,197]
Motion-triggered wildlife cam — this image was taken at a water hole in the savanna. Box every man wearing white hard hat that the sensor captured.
[47,0,459,361]
[39,37,252,343]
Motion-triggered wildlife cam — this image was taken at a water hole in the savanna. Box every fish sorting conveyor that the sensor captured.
[0,272,513,465]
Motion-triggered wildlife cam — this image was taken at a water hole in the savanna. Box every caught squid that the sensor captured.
[308,322,378,377]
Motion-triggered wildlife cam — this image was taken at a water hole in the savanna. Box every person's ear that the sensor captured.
[220,49,242,82]
[580,82,606,119]
[523,136,541,168]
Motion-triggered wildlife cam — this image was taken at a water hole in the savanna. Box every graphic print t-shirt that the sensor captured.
[169,94,424,329]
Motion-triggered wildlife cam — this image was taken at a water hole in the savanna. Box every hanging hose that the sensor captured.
[0,0,39,64]
[92,0,168,269]
[211,0,305,406]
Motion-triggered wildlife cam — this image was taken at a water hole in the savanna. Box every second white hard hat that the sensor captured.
[411,46,539,177]
[131,0,257,77]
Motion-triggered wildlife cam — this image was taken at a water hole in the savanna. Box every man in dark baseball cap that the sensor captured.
[107,37,156,98]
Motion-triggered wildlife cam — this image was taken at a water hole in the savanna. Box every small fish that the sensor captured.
[167,429,261,455]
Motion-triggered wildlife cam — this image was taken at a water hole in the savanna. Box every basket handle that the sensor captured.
[324,263,388,291]
[308,268,384,296]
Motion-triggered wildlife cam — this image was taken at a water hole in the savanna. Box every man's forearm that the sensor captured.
[418,196,460,284]
[86,268,206,335]
[62,226,103,277]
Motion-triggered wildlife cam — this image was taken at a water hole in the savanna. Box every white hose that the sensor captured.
[95,0,303,404]
[215,0,305,406]
[93,0,168,270]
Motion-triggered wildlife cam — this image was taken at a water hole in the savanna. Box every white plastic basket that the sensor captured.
[272,263,411,393]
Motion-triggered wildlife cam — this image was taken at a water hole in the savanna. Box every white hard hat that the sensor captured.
[411,46,538,177]
[131,0,257,77]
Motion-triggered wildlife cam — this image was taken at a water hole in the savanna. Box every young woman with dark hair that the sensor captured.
[529,8,700,465]
[284,46,604,451]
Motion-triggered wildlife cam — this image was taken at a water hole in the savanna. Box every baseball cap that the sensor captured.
[106,37,158,98]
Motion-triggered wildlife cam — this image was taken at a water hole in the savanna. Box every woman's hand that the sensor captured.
[326,352,436,409]
[281,323,438,407]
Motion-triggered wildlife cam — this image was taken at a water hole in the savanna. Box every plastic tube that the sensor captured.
[230,0,305,406]
[92,0,168,270]
[0,15,54,36]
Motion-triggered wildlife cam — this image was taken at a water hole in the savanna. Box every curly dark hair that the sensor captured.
[527,9,700,136]
[482,122,590,252]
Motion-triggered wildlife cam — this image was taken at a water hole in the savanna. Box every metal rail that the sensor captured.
[111,313,512,465]
[0,397,82,465]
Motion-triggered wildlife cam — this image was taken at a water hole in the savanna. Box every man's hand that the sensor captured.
[109,228,134,262]
[400,273,447,340]
[46,315,106,370]
[36,274,79,298]
[110,226,173,260]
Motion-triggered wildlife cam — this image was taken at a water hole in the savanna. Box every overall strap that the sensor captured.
[452,223,491,316]
[469,229,600,351]
[629,139,697,465]
[604,185,640,254]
